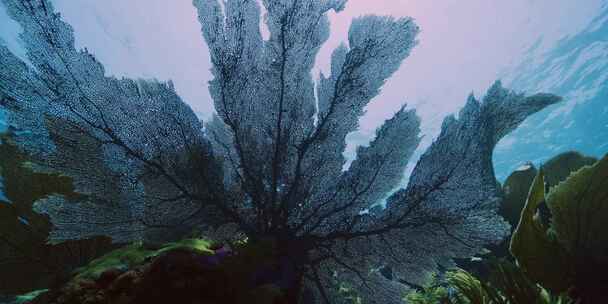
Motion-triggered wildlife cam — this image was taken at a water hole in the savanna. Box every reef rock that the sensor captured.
[21,240,288,304]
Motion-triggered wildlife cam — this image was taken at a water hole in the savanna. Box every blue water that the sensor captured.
[493,4,608,180]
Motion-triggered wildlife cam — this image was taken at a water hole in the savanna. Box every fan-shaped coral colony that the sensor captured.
[0,0,606,303]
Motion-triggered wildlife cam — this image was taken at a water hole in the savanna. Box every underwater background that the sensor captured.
[493,1,608,180]
[1,1,607,182]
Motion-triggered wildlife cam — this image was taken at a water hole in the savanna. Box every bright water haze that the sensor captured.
[1,0,606,179]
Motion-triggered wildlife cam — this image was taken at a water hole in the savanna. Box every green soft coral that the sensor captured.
[443,262,573,304]
[510,154,608,300]
[404,273,449,304]
[547,155,608,265]
[447,270,494,304]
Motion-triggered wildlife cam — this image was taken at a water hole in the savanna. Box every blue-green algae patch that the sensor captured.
[73,238,213,280]
[12,289,49,304]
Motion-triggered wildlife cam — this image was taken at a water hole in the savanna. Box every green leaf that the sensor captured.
[545,155,608,301]
[500,164,538,228]
[509,170,571,292]
[547,155,608,263]
[542,151,597,189]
